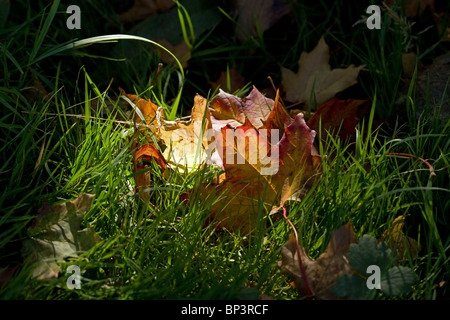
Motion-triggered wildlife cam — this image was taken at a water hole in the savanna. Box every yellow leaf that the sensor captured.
[281,36,364,109]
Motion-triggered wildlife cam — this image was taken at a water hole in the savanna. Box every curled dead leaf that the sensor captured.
[134,143,167,202]
[379,216,420,260]
[278,222,356,299]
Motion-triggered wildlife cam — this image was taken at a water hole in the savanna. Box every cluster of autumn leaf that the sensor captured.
[128,37,368,233]
[121,36,418,298]
[20,36,419,299]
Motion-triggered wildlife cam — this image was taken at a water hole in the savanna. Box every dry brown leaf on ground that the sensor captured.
[278,222,356,299]
[401,52,421,79]
[415,52,450,120]
[209,65,246,93]
[379,216,420,260]
[122,90,213,171]
[123,87,320,232]
[281,36,365,109]
[120,88,160,138]
[133,143,167,202]
[152,38,192,68]
[234,0,291,42]
[22,194,98,280]
[306,98,370,142]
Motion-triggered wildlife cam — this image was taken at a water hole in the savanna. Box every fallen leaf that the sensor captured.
[333,234,417,298]
[379,216,420,260]
[210,89,247,125]
[281,37,364,109]
[415,52,450,120]
[278,223,356,299]
[134,143,167,202]
[0,265,19,289]
[122,90,213,172]
[22,194,98,280]
[121,89,160,138]
[118,0,175,24]
[434,12,450,42]
[209,86,292,132]
[124,87,320,232]
[153,38,191,68]
[234,0,291,42]
[209,65,246,93]
[159,94,213,171]
[402,52,420,79]
[206,91,320,232]
[306,98,370,142]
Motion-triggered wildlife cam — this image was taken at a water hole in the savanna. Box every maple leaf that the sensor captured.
[306,98,370,142]
[159,94,213,171]
[205,90,320,232]
[122,89,213,172]
[278,223,356,299]
[121,89,160,138]
[22,194,99,280]
[281,37,365,109]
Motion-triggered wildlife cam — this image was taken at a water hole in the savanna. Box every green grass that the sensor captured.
[1,0,449,300]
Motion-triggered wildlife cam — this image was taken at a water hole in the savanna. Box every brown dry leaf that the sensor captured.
[133,143,167,202]
[434,13,450,42]
[118,0,175,24]
[22,194,98,280]
[281,36,365,109]
[278,223,356,299]
[121,89,160,137]
[415,52,450,120]
[234,0,291,42]
[153,38,191,68]
[402,52,420,79]
[123,87,320,233]
[209,65,245,93]
[380,216,420,260]
[159,94,212,171]
[307,98,370,142]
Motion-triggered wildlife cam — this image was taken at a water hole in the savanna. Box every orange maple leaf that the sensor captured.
[205,90,321,232]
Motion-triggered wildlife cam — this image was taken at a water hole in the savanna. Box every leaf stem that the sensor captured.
[283,206,314,298]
